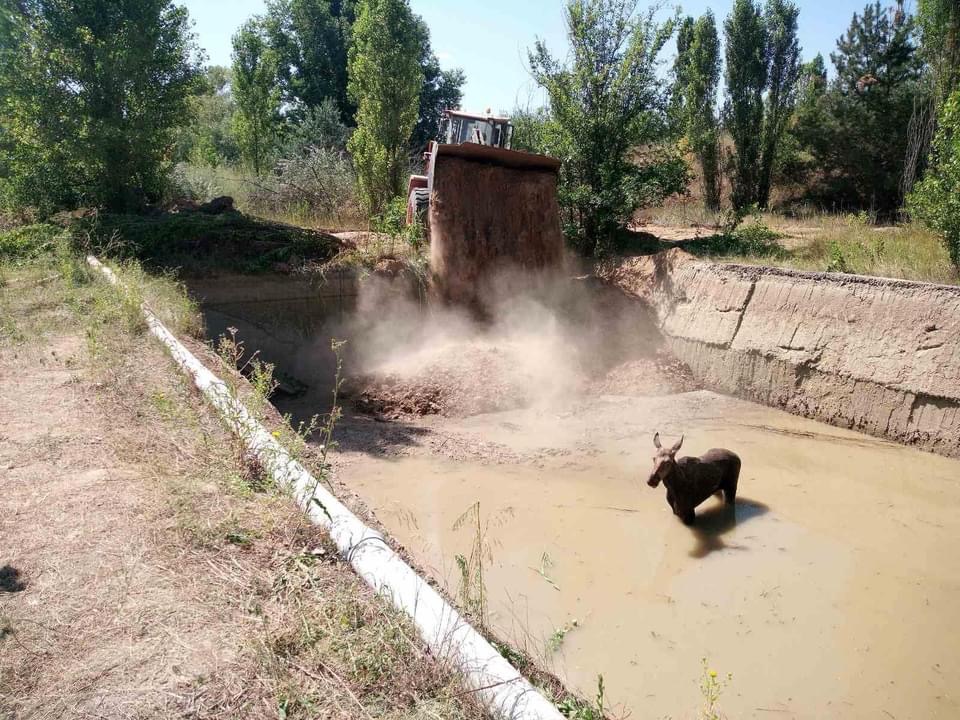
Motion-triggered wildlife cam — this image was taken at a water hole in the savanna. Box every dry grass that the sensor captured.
[0,248,487,719]
[646,201,959,284]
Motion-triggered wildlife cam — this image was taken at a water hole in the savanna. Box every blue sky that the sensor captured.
[181,0,906,112]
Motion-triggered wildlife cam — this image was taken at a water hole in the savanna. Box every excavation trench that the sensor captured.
[185,265,960,720]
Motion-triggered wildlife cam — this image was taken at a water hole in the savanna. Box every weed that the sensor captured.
[557,674,606,720]
[308,338,345,498]
[546,619,580,654]
[532,551,561,591]
[698,658,732,720]
[452,501,507,625]
[373,196,425,251]
[826,241,849,273]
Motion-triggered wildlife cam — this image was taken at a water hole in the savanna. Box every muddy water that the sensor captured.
[338,392,960,720]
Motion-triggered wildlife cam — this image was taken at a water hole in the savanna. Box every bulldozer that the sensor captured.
[406,109,565,307]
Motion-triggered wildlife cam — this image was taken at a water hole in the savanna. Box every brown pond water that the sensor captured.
[336,391,960,720]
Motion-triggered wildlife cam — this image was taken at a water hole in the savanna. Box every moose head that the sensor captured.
[647,432,684,487]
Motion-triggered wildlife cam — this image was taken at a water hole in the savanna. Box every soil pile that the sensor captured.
[349,342,699,419]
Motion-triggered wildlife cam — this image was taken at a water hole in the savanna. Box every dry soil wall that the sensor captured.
[607,250,960,457]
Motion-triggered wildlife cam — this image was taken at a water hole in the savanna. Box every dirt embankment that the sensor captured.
[605,250,960,457]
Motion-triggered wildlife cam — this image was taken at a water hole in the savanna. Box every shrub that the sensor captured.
[246,147,358,223]
[0,224,62,261]
[372,196,425,250]
[909,89,960,267]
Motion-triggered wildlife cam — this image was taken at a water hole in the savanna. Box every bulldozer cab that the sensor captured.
[439,109,513,149]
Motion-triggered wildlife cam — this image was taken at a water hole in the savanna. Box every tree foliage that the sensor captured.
[916,0,959,98]
[794,1,922,214]
[347,0,423,214]
[411,17,465,151]
[673,11,722,210]
[232,20,282,175]
[0,0,202,214]
[261,0,356,123]
[723,0,768,209]
[758,0,801,207]
[173,66,241,167]
[723,0,801,209]
[909,89,960,267]
[528,0,687,255]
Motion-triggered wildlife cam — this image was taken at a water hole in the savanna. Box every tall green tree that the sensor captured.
[529,0,687,255]
[794,1,922,214]
[231,20,282,175]
[347,0,423,214]
[262,0,356,123]
[670,16,697,125]
[723,0,768,209]
[758,0,801,207]
[0,0,202,213]
[673,12,722,210]
[916,0,959,98]
[173,66,241,167]
[909,88,960,268]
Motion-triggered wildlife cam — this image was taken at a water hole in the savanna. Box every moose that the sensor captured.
[646,433,741,526]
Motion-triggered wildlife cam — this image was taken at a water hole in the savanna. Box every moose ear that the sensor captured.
[653,432,661,449]
[670,434,684,454]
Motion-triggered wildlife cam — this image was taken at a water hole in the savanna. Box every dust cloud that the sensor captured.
[341,263,682,418]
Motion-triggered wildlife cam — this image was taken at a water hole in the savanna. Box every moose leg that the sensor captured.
[723,458,741,505]
[674,501,695,525]
[722,475,738,505]
[666,489,677,515]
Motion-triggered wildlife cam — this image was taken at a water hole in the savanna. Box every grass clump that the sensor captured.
[685,219,787,260]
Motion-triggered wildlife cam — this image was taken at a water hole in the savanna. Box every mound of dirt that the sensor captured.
[348,342,699,420]
[588,351,701,396]
[349,342,544,419]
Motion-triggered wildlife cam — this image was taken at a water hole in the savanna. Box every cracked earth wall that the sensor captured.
[605,250,960,457]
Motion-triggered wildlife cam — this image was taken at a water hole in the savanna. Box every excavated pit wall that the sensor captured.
[607,250,960,457]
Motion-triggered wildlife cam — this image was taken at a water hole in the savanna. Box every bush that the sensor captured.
[0,224,62,261]
[908,89,960,267]
[246,147,358,224]
[686,218,786,258]
[372,196,425,250]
